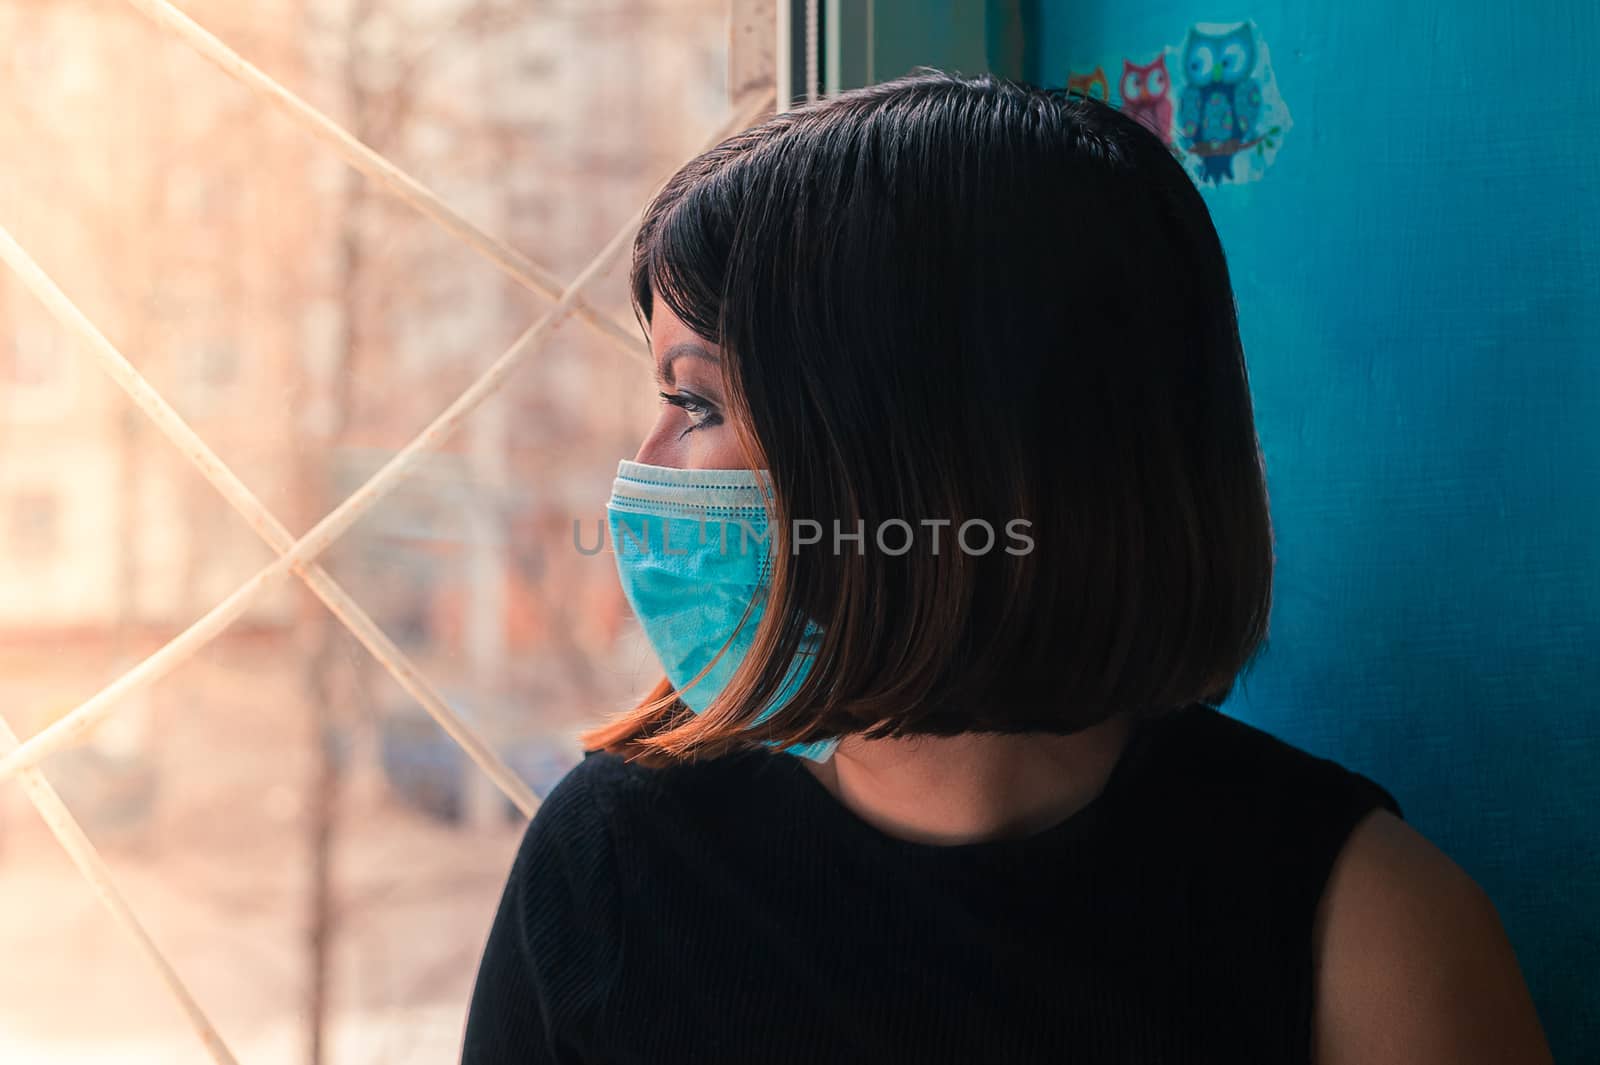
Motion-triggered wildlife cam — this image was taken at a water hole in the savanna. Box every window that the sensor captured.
[0,1,758,1062]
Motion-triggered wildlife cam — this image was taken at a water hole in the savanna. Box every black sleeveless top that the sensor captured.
[461,705,1401,1064]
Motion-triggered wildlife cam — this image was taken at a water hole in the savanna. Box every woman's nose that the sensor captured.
[633,419,687,468]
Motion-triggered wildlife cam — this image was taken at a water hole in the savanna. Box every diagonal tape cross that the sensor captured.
[0,89,772,792]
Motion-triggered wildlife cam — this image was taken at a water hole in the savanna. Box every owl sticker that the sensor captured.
[1176,22,1290,185]
[1061,22,1289,187]
[1066,66,1109,103]
[1119,55,1174,145]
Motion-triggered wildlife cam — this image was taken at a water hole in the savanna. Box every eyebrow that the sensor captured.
[656,342,720,386]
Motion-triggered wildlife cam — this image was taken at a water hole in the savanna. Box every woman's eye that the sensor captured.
[659,391,723,437]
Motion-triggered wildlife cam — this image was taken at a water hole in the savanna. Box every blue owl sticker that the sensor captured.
[1174,21,1290,185]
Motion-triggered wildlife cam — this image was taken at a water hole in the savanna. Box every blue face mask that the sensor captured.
[605,459,839,763]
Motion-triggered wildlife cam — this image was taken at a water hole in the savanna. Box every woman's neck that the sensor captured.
[803,712,1133,846]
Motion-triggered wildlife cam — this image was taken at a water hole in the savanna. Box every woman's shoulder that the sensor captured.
[468,749,775,1058]
[1104,705,1407,930]
[1125,704,1403,833]
[542,745,772,809]
[1138,709,1551,1062]
[1313,807,1553,1063]
[526,745,779,857]
[491,751,755,968]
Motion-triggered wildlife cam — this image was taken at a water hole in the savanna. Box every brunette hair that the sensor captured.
[583,70,1273,763]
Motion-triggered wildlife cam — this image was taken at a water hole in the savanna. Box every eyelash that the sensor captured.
[659,391,723,437]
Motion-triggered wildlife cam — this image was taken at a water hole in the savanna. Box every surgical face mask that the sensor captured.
[605,459,839,763]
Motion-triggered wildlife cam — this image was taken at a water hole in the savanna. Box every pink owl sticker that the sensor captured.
[1119,55,1174,146]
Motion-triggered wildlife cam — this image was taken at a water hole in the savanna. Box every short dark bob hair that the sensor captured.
[585,70,1273,763]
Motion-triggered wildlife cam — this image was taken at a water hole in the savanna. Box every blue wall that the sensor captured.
[1035,2,1599,1057]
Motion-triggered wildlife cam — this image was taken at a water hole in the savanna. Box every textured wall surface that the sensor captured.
[1034,3,1599,1057]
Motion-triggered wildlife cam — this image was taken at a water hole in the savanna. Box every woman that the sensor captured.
[463,72,1548,1064]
